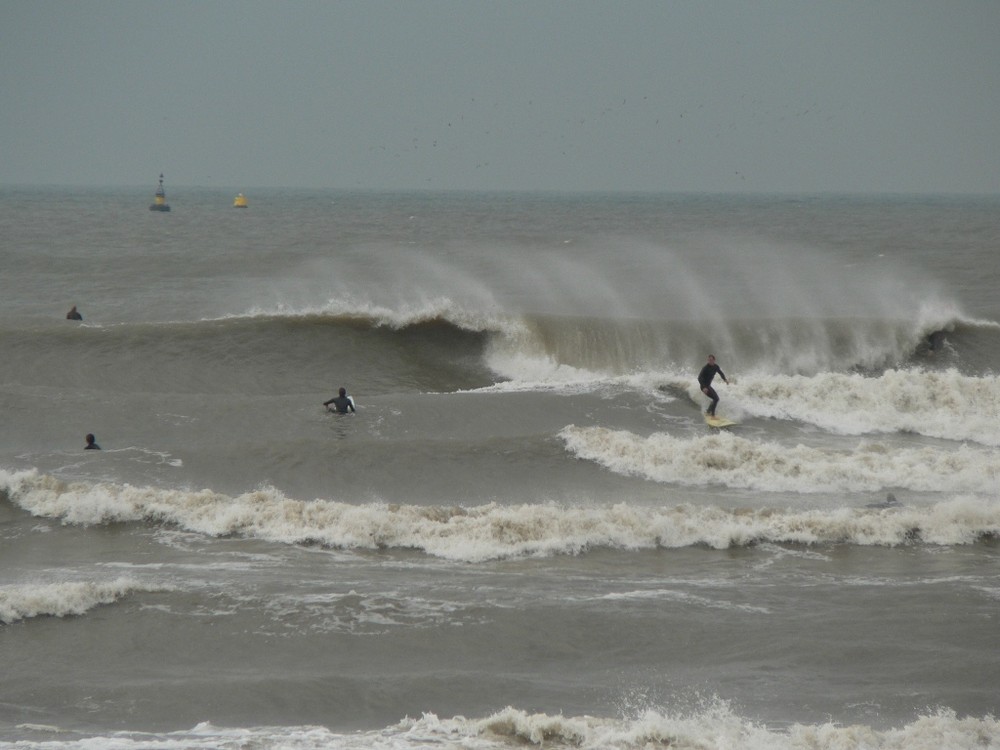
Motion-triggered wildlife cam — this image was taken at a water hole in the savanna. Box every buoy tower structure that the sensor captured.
[149,174,171,211]
[233,193,248,208]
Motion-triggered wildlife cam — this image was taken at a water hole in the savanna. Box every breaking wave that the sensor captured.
[0,577,162,625]
[3,469,997,562]
[6,704,998,749]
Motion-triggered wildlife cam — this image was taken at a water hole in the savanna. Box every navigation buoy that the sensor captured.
[149,173,171,212]
[233,193,248,208]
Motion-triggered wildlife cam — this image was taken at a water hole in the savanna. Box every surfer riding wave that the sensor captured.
[698,355,729,417]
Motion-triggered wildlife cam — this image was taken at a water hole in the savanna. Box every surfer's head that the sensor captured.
[339,387,347,397]
[707,355,716,364]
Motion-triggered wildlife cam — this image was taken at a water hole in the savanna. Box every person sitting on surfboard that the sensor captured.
[323,387,356,414]
[66,305,83,321]
[697,355,729,417]
[84,433,100,450]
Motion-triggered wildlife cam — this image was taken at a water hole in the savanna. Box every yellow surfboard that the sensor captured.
[705,415,738,428]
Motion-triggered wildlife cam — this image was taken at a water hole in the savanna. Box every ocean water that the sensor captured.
[0,186,998,749]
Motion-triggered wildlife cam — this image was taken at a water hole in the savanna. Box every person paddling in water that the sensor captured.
[697,355,729,417]
[323,387,356,414]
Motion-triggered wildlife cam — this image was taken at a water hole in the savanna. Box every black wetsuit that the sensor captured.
[698,363,727,416]
[324,395,355,414]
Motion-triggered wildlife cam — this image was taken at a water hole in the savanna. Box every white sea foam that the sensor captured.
[255,589,473,636]
[599,588,771,614]
[474,705,1000,750]
[470,704,1000,750]
[3,469,997,562]
[475,351,615,392]
[732,369,1000,446]
[560,425,999,494]
[0,577,161,625]
[3,705,997,749]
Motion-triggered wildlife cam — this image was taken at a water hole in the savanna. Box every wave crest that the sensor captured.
[0,577,157,625]
[738,368,1000,444]
[3,470,997,561]
[560,424,999,493]
[403,705,1000,750]
[12,705,998,748]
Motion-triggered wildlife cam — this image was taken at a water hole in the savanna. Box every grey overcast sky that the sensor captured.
[2,1,998,193]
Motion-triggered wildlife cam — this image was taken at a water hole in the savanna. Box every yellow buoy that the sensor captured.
[233,193,248,208]
[149,173,171,211]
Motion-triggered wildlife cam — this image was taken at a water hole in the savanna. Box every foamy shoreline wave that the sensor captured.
[560,424,1000,492]
[0,577,162,625]
[3,470,997,561]
[731,368,1000,445]
[5,705,998,749]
